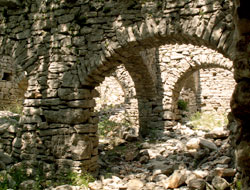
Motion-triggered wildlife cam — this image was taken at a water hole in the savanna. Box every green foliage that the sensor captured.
[62,172,95,187]
[190,111,201,121]
[0,167,36,190]
[98,113,130,138]
[177,99,188,111]
[236,180,242,190]
[0,166,95,190]
[189,111,228,131]
[98,115,119,137]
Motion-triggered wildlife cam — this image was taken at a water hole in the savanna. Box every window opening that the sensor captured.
[2,72,12,81]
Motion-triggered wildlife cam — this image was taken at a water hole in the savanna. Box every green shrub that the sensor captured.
[98,116,118,137]
[236,180,242,190]
[177,99,188,111]
[63,172,95,187]
[0,167,95,190]
[189,111,228,130]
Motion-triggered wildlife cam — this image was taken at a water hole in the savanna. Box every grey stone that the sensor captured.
[127,179,144,190]
[212,176,229,190]
[44,109,90,124]
[199,138,217,151]
[19,180,37,190]
[0,151,12,164]
[188,178,206,190]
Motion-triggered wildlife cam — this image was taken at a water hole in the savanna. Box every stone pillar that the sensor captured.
[19,58,99,177]
[231,0,250,187]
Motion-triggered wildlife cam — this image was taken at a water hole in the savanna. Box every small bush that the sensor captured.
[236,180,242,190]
[63,172,95,187]
[0,167,95,190]
[98,116,118,137]
[177,99,188,111]
[189,111,228,130]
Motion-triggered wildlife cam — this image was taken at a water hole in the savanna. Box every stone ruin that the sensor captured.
[0,55,27,107]
[0,0,249,188]
[95,43,235,135]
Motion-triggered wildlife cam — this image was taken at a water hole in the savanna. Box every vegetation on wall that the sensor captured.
[177,99,188,111]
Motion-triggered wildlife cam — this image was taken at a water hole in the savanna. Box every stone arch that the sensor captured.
[81,0,234,86]
[2,0,247,182]
[168,46,234,117]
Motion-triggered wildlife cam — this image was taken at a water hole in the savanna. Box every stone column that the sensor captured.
[231,0,250,187]
[20,57,99,177]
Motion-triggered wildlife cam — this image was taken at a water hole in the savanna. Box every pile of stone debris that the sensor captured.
[0,110,239,190]
[90,123,237,190]
[0,111,20,170]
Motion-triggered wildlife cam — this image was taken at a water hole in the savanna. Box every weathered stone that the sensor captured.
[199,138,217,151]
[188,178,206,190]
[0,0,248,185]
[0,151,12,164]
[19,180,37,190]
[163,170,187,189]
[186,138,200,149]
[205,128,229,139]
[67,99,95,108]
[127,179,144,190]
[44,109,90,124]
[213,168,236,177]
[58,88,92,100]
[212,176,229,190]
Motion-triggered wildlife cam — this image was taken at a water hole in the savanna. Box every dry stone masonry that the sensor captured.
[0,55,27,106]
[0,0,249,187]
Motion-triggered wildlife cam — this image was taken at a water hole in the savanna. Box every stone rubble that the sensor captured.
[0,110,237,190]
[87,122,236,190]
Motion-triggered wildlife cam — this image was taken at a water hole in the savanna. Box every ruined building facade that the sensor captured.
[0,0,249,187]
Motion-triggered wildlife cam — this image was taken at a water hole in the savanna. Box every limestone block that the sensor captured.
[61,72,80,87]
[58,88,92,100]
[20,115,42,124]
[74,124,97,133]
[162,111,175,120]
[0,151,12,164]
[186,138,200,150]
[16,29,31,40]
[49,62,70,73]
[12,137,21,148]
[58,14,75,24]
[71,137,93,160]
[44,109,90,124]
[199,138,217,151]
[23,107,43,115]
[41,98,62,106]
[67,99,95,108]
[212,176,229,190]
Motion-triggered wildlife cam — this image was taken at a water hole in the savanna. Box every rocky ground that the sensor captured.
[90,122,237,190]
[0,110,239,190]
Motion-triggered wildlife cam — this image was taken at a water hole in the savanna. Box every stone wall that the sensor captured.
[156,43,234,121]
[2,0,250,187]
[96,45,235,126]
[179,68,235,116]
[0,55,27,107]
